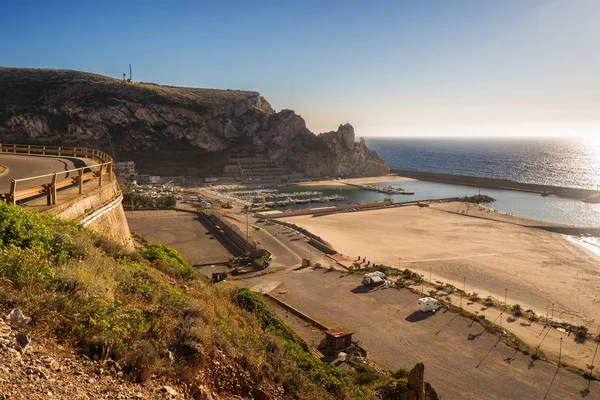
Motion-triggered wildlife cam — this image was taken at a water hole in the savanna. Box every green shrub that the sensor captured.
[141,242,194,280]
[391,368,409,380]
[584,372,598,381]
[511,304,523,317]
[576,326,589,339]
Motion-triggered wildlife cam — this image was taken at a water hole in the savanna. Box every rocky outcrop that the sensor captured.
[378,363,439,400]
[0,67,389,177]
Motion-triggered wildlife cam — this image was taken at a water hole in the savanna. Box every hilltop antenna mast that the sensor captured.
[129,64,132,82]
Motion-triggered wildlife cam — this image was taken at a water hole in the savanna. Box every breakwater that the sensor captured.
[392,169,600,200]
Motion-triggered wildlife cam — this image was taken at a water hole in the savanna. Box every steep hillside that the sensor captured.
[0,203,437,399]
[0,67,389,177]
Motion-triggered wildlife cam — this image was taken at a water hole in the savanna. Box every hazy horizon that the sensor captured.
[2,0,599,138]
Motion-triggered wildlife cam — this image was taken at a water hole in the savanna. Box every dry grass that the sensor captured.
[0,203,389,398]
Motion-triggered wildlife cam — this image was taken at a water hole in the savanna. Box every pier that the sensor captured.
[345,183,414,195]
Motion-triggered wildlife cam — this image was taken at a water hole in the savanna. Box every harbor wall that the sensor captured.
[392,169,600,200]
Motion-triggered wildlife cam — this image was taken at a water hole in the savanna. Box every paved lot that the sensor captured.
[240,270,600,400]
[126,210,231,265]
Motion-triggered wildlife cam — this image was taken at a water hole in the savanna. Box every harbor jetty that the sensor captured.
[345,183,414,195]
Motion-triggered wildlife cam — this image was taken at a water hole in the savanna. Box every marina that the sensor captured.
[209,186,348,208]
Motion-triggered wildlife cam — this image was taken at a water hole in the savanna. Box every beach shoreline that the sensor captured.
[281,201,600,329]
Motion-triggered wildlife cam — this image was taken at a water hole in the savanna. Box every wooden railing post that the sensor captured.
[45,184,52,206]
[51,173,57,205]
[58,146,61,156]
[98,164,103,186]
[107,163,113,181]
[12,144,16,154]
[27,145,31,155]
[9,180,16,205]
[78,168,84,194]
[42,146,46,156]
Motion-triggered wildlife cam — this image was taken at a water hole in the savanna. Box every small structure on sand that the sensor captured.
[325,328,354,351]
[362,271,386,286]
[212,272,227,283]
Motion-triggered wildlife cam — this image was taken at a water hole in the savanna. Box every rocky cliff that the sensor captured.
[0,67,389,177]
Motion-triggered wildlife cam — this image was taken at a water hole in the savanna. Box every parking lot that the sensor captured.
[240,269,600,399]
[126,210,231,265]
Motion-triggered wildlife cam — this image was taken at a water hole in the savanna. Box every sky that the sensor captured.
[1,0,599,138]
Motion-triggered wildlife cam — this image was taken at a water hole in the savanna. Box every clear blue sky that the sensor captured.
[2,0,599,137]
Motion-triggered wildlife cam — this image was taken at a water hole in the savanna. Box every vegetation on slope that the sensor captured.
[0,67,263,109]
[0,203,403,398]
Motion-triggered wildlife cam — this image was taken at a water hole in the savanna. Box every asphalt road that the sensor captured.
[225,214,331,269]
[0,153,89,193]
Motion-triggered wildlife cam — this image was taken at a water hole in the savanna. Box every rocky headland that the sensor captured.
[0,67,389,177]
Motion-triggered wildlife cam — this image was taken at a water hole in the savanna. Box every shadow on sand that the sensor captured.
[405,311,434,323]
[351,285,374,294]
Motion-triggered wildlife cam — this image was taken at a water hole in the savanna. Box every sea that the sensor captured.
[365,137,600,190]
[279,138,600,255]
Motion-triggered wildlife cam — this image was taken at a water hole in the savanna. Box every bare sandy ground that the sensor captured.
[283,202,600,329]
[292,174,414,187]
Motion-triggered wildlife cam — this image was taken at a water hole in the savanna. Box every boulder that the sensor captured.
[15,333,31,351]
[7,309,31,328]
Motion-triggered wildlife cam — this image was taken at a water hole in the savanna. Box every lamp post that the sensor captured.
[559,337,563,368]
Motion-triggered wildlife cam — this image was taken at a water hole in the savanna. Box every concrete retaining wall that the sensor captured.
[45,179,133,249]
[86,199,133,249]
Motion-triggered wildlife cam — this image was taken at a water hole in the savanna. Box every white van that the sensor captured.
[418,297,441,312]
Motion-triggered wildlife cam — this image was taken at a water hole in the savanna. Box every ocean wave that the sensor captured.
[567,236,600,257]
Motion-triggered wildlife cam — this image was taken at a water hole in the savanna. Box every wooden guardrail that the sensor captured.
[0,144,113,206]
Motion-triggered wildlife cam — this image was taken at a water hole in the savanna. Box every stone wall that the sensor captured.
[45,179,133,249]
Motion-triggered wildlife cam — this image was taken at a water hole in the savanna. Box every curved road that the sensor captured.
[0,153,90,194]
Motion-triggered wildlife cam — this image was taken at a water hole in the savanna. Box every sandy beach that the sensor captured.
[283,202,600,329]
[293,174,414,187]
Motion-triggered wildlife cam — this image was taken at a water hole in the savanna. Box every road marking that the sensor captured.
[402,253,502,263]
